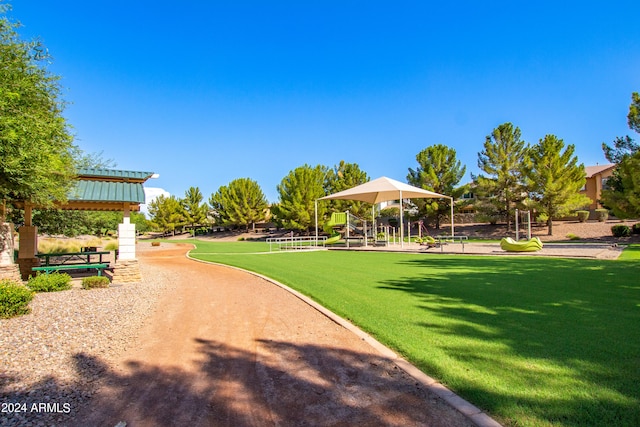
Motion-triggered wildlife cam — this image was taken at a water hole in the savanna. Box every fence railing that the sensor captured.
[266,235,327,252]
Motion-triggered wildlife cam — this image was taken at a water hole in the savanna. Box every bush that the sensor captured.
[475,214,499,225]
[103,241,119,251]
[38,239,82,254]
[611,224,632,238]
[595,209,609,222]
[632,223,640,235]
[536,213,549,225]
[0,279,35,318]
[576,210,589,222]
[27,273,72,292]
[566,233,581,240]
[81,276,110,289]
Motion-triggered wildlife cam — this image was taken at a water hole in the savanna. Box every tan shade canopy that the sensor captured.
[320,176,449,204]
[317,176,454,247]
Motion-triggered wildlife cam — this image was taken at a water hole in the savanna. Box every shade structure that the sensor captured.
[317,176,454,247]
[319,176,448,203]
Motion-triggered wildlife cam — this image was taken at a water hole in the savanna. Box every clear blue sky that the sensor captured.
[9,1,640,205]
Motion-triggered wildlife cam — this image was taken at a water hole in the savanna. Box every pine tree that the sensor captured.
[474,123,528,230]
[273,165,327,231]
[407,144,467,228]
[148,195,185,236]
[182,187,209,231]
[524,135,591,235]
[209,178,267,231]
[601,92,640,218]
[324,161,370,218]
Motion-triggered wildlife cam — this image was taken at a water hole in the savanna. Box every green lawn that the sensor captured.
[180,240,640,427]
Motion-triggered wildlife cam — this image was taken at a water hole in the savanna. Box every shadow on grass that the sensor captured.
[377,256,640,426]
[1,339,474,427]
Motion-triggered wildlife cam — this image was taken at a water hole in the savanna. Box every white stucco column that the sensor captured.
[118,204,136,260]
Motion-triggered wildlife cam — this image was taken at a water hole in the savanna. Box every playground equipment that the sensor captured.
[414,220,437,248]
[500,209,542,252]
[500,237,543,252]
[323,211,373,247]
[323,212,346,245]
[515,209,532,241]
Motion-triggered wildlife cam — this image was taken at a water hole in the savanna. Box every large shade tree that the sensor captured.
[407,144,467,229]
[474,122,529,230]
[209,178,268,231]
[524,135,591,235]
[273,164,328,231]
[1,6,79,268]
[0,8,78,219]
[601,92,640,218]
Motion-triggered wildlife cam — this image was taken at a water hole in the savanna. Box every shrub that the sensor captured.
[595,209,609,222]
[576,210,589,222]
[566,233,581,240]
[81,276,110,289]
[27,273,72,292]
[536,213,549,225]
[0,279,35,318]
[632,223,640,235]
[611,224,631,238]
[38,239,82,254]
[475,214,499,225]
[103,241,119,251]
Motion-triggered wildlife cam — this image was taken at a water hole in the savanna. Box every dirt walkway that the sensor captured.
[71,244,481,426]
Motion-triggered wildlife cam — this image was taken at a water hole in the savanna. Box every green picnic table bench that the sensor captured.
[36,251,111,266]
[32,263,109,276]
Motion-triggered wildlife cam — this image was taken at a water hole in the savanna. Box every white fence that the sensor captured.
[266,235,327,252]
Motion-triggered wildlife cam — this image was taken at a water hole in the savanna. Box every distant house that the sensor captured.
[581,164,616,210]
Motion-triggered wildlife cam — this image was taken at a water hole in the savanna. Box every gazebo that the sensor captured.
[13,168,154,282]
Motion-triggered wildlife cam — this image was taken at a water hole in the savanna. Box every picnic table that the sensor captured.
[32,263,109,276]
[36,251,111,266]
[435,235,469,253]
[33,250,112,276]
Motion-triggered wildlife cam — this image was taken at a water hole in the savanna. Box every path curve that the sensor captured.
[73,243,490,427]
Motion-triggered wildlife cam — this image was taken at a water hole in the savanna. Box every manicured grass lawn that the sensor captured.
[184,240,640,427]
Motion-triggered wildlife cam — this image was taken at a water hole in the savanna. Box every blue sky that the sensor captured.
[8,1,640,206]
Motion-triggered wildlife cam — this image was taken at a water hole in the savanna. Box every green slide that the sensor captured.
[500,237,543,252]
[323,212,347,245]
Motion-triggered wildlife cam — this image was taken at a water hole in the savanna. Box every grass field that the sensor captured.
[171,239,640,427]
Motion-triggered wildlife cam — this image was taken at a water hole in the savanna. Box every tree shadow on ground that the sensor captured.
[0,354,106,427]
[375,256,640,426]
[2,338,475,427]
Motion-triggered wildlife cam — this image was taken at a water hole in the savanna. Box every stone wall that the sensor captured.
[0,263,22,282]
[111,259,142,284]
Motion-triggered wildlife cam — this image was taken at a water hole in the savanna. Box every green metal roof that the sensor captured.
[77,168,154,181]
[61,168,155,206]
[69,180,147,204]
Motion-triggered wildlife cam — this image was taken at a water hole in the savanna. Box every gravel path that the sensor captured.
[1,245,172,426]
